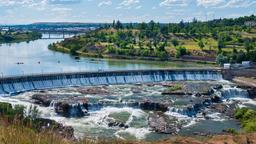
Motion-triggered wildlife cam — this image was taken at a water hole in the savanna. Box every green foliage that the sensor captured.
[0,31,42,43]
[235,108,256,132]
[176,46,187,58]
[198,40,205,49]
[171,39,179,47]
[27,105,41,120]
[224,128,238,134]
[216,53,228,66]
[50,15,256,62]
[168,84,182,92]
[0,102,25,119]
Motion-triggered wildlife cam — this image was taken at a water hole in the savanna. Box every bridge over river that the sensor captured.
[0,68,223,96]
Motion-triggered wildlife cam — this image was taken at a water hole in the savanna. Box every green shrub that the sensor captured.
[168,84,182,92]
[176,46,187,58]
[235,108,256,132]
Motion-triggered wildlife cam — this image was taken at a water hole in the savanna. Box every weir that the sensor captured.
[0,69,222,96]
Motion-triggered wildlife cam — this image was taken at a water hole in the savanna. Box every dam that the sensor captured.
[0,69,222,96]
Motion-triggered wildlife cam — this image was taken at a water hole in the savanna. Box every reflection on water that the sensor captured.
[0,34,214,77]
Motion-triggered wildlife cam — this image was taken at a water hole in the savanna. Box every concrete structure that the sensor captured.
[0,69,222,96]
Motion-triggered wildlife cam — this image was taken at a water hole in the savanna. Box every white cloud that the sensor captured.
[223,0,256,8]
[197,0,225,7]
[160,0,188,7]
[119,0,139,7]
[98,1,112,7]
[116,0,140,9]
[196,0,256,8]
[0,0,48,9]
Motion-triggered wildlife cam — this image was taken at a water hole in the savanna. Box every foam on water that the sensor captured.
[114,128,151,140]
[0,80,254,140]
[206,113,226,122]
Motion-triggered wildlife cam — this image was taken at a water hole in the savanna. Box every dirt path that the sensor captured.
[233,77,256,88]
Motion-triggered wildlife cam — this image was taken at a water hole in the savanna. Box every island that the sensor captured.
[0,30,42,43]
[49,15,256,65]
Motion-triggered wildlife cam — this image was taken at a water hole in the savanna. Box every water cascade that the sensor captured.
[216,85,249,99]
[0,70,222,96]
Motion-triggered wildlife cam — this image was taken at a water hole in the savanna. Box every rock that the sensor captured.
[107,121,129,129]
[195,93,202,97]
[209,102,238,118]
[139,100,169,112]
[77,87,110,95]
[162,91,187,95]
[32,94,53,106]
[148,112,180,134]
[212,85,223,90]
[248,87,256,99]
[211,95,222,103]
[32,93,89,118]
[54,98,89,117]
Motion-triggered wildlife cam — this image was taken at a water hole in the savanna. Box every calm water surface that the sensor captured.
[0,34,214,77]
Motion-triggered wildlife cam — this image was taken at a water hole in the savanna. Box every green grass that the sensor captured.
[167,84,183,92]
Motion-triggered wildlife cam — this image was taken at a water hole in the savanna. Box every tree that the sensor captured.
[216,53,228,66]
[198,40,205,49]
[112,20,116,28]
[160,26,169,37]
[244,39,254,55]
[139,22,147,30]
[171,39,179,47]
[176,46,187,58]
[115,20,123,29]
[218,39,225,52]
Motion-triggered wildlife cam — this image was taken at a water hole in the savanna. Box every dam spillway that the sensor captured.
[0,69,222,96]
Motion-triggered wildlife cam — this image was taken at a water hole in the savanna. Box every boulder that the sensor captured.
[148,112,181,134]
[32,94,53,106]
[209,102,238,118]
[139,100,169,112]
[77,87,110,95]
[107,121,129,129]
[54,98,89,118]
[32,93,89,118]
[248,87,256,99]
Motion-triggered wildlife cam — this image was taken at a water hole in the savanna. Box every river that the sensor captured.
[0,34,213,77]
[1,34,249,142]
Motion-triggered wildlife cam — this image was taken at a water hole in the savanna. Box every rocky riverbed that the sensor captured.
[0,80,255,141]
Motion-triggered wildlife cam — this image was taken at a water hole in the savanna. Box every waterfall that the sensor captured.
[68,103,86,117]
[167,95,216,117]
[217,85,249,99]
[0,70,222,96]
[49,100,57,110]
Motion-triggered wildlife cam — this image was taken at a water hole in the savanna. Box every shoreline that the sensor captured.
[49,45,217,65]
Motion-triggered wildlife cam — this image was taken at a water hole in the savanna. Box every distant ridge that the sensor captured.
[31,22,106,25]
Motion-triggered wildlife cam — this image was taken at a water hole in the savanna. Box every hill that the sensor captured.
[49,15,256,64]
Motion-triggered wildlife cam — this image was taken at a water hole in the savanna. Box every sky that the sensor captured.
[0,0,255,24]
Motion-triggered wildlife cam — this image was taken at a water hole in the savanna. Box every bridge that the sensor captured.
[0,68,222,96]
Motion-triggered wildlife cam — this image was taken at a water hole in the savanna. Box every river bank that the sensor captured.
[49,43,216,64]
[0,31,42,44]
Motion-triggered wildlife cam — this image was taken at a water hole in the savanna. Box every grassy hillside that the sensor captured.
[49,15,256,64]
[0,31,42,43]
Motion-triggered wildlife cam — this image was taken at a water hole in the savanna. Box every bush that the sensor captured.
[168,84,182,92]
[216,53,228,66]
[235,108,256,132]
[176,46,187,58]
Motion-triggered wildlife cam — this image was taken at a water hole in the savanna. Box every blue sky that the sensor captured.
[0,0,255,24]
